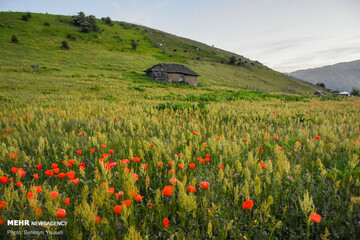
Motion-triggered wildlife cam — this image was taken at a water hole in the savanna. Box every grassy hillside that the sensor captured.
[0,12,320,103]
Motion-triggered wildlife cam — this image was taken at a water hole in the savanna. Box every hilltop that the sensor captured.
[0,11,319,107]
[288,60,360,92]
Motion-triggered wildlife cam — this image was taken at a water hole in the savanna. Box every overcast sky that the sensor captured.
[1,0,360,72]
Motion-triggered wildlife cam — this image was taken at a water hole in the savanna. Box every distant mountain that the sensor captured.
[288,60,360,92]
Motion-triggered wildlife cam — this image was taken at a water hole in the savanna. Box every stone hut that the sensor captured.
[145,63,200,86]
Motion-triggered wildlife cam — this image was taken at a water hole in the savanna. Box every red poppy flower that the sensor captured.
[295,141,301,146]
[108,188,115,195]
[101,144,106,149]
[187,185,196,192]
[259,149,264,153]
[95,216,101,224]
[309,212,321,223]
[78,163,85,168]
[193,131,197,135]
[315,136,321,140]
[198,158,205,164]
[133,174,139,181]
[278,146,283,151]
[0,218,3,225]
[11,167,18,173]
[8,154,17,159]
[132,157,140,162]
[148,142,154,147]
[113,205,122,214]
[328,142,332,146]
[121,159,130,165]
[205,154,210,158]
[148,202,153,208]
[199,181,210,190]
[50,191,60,200]
[157,162,163,168]
[178,164,184,169]
[219,165,224,170]
[35,208,42,215]
[56,208,66,218]
[16,182,23,188]
[109,149,114,154]
[168,161,174,166]
[134,194,144,202]
[169,177,177,185]
[258,162,265,169]
[244,139,248,142]
[53,168,60,174]
[162,186,174,196]
[66,171,76,180]
[189,163,195,169]
[122,199,131,207]
[64,198,70,205]
[0,176,8,184]
[57,173,66,179]
[115,191,124,199]
[142,164,147,170]
[33,174,39,180]
[35,165,42,170]
[35,186,42,193]
[264,136,268,140]
[71,178,79,184]
[274,136,279,140]
[203,142,208,147]
[163,218,169,228]
[242,200,254,209]
[90,149,95,153]
[51,163,58,169]
[0,201,7,209]
[76,150,82,155]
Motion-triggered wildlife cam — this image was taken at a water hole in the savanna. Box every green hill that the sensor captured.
[0,11,320,106]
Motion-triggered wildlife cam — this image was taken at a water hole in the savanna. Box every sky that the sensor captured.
[1,0,360,72]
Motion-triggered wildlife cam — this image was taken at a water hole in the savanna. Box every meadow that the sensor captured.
[0,11,360,240]
[1,95,360,239]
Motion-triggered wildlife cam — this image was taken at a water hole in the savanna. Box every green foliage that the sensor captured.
[101,16,113,26]
[11,35,18,43]
[351,88,360,96]
[131,39,138,50]
[229,55,237,65]
[89,85,105,91]
[103,94,118,101]
[71,12,99,33]
[128,86,146,92]
[44,22,50,26]
[61,40,69,49]
[66,34,76,41]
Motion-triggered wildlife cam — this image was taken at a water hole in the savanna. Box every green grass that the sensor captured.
[0,11,322,107]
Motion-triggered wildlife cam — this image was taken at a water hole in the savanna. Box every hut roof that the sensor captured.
[145,63,200,76]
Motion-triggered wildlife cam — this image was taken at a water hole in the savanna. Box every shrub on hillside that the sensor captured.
[44,22,50,26]
[21,14,29,21]
[131,39,138,50]
[11,35,18,43]
[351,88,360,96]
[229,55,236,65]
[71,12,99,33]
[66,34,76,41]
[101,16,113,26]
[61,41,69,50]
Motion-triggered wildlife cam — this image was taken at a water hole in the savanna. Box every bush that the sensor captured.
[21,15,29,21]
[131,39,138,50]
[11,35,18,43]
[61,41,69,50]
[350,88,360,96]
[66,34,76,41]
[101,16,113,26]
[44,22,50,26]
[229,56,237,65]
[71,12,99,33]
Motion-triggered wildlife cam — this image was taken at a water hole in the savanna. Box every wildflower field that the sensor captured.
[1,96,360,239]
[1,11,360,240]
